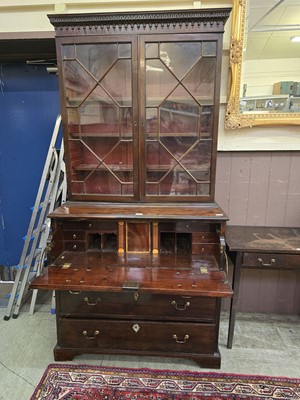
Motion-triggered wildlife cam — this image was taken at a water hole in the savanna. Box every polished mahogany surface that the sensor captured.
[50,202,228,220]
[31,252,232,297]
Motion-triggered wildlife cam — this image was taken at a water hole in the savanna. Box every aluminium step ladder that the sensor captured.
[4,115,66,320]
[28,138,66,316]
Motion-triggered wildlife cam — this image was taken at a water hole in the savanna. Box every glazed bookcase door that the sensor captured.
[58,33,221,202]
[59,37,139,200]
[140,34,220,202]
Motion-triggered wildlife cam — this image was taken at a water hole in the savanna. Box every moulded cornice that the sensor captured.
[48,8,231,34]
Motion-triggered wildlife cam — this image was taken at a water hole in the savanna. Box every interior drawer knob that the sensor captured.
[172,334,189,344]
[82,330,100,340]
[257,257,276,267]
[171,300,190,311]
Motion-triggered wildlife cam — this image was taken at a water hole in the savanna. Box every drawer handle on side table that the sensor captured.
[82,330,100,340]
[171,300,190,311]
[83,297,101,306]
[172,334,189,344]
[258,257,276,267]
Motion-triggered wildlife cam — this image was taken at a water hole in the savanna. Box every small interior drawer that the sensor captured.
[192,244,219,255]
[192,232,219,243]
[64,242,87,251]
[64,231,86,240]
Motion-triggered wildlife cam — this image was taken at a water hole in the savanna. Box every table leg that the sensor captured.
[227,251,242,349]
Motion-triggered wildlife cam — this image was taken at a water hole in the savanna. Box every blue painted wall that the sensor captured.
[0,63,60,268]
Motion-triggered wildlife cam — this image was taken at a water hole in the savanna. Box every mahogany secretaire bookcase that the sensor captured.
[31,8,232,368]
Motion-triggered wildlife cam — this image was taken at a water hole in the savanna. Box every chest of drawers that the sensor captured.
[54,290,221,366]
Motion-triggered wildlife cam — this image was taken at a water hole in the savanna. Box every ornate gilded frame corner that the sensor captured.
[225,0,300,129]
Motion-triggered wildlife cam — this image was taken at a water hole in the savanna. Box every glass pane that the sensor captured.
[146,59,177,107]
[146,43,159,58]
[144,40,214,197]
[118,43,131,58]
[104,141,133,174]
[180,141,212,182]
[120,107,133,137]
[101,59,132,107]
[183,58,216,103]
[64,60,97,106]
[202,41,217,56]
[160,137,198,161]
[76,44,118,81]
[170,169,197,195]
[80,85,120,135]
[62,45,75,59]
[160,86,200,136]
[160,42,202,80]
[69,138,133,196]
[64,42,133,197]
[200,106,213,138]
[146,108,158,138]
[67,108,80,137]
[146,141,175,175]
[146,172,175,195]
[85,171,122,195]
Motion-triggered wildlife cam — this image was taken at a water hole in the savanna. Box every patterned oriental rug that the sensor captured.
[30,364,300,400]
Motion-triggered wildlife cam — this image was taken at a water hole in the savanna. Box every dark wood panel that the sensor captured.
[58,291,217,321]
[57,318,216,354]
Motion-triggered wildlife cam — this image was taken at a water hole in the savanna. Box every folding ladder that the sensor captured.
[3,115,66,320]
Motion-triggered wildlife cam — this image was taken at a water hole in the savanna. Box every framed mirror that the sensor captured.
[225,0,300,129]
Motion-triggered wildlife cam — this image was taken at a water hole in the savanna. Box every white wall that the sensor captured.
[243,58,300,97]
[0,0,299,151]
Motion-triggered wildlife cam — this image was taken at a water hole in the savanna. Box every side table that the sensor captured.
[226,225,300,349]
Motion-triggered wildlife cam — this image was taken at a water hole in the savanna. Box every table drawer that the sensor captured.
[242,253,299,268]
[58,318,216,354]
[58,291,217,322]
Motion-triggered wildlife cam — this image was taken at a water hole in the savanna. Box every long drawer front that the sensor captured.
[242,253,299,269]
[57,318,216,354]
[58,291,217,322]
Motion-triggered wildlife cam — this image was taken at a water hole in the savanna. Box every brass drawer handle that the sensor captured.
[73,244,77,250]
[73,234,77,239]
[69,290,81,295]
[258,257,276,267]
[171,300,190,311]
[172,334,189,344]
[82,330,99,340]
[83,297,101,306]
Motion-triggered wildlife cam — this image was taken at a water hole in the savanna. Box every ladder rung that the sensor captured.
[30,205,42,212]
[23,235,34,241]
[15,265,27,270]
